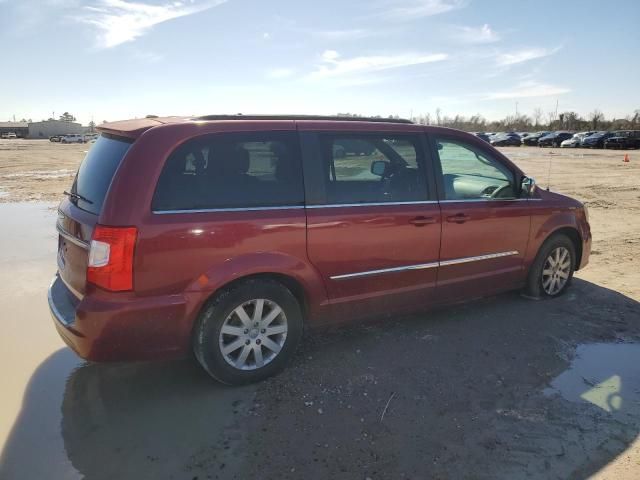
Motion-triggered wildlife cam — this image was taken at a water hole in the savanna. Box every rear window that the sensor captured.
[71,135,132,214]
[152,132,304,211]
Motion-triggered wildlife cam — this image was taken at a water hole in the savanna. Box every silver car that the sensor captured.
[561,132,594,148]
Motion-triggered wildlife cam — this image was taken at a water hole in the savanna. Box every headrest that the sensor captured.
[211,144,250,175]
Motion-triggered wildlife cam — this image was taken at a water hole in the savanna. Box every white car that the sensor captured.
[561,131,595,148]
[60,134,85,144]
[1,132,17,139]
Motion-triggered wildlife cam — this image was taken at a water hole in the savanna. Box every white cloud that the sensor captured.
[451,24,500,44]
[266,68,295,79]
[485,81,570,100]
[378,0,465,20]
[262,32,271,40]
[496,46,560,66]
[310,49,448,79]
[75,0,227,48]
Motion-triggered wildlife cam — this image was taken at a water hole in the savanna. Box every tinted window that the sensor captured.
[436,139,516,200]
[319,135,428,204]
[153,132,304,211]
[71,135,132,214]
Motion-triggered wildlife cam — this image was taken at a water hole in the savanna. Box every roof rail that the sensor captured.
[194,114,413,124]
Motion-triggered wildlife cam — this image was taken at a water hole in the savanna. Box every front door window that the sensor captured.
[436,140,516,200]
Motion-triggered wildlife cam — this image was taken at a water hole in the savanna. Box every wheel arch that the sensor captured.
[208,272,309,319]
[190,271,315,344]
[540,226,583,271]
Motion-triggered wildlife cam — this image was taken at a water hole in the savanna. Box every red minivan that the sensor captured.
[49,115,591,384]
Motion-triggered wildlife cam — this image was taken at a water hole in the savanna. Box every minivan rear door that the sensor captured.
[56,135,133,297]
[300,126,441,321]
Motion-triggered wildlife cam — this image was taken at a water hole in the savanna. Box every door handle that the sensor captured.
[409,216,437,226]
[446,213,471,224]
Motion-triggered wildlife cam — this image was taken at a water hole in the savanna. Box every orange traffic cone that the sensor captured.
[623,153,630,163]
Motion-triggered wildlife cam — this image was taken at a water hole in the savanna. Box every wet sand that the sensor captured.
[0,141,638,479]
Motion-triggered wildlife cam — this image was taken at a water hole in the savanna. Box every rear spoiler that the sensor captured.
[96,117,184,139]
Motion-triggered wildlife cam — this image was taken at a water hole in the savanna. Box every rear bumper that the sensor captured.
[48,275,198,361]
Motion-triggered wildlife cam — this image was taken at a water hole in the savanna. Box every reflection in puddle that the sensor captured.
[545,343,640,414]
[0,202,57,265]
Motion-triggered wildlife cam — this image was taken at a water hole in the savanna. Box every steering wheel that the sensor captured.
[489,184,512,199]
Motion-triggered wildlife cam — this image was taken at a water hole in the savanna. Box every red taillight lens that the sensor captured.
[87,225,137,292]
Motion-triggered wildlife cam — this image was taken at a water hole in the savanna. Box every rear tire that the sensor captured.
[193,279,303,385]
[524,234,576,299]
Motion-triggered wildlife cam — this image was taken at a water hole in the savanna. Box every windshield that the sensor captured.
[71,135,132,214]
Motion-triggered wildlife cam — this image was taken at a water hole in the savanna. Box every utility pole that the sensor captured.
[515,102,518,117]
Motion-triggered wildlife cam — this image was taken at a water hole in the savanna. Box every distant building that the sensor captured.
[27,120,84,139]
[0,122,29,138]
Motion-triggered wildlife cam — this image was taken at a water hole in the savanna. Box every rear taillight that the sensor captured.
[87,225,137,292]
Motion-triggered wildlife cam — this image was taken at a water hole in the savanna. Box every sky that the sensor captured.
[1,0,639,125]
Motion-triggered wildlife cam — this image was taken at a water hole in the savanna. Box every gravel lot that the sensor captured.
[0,139,638,479]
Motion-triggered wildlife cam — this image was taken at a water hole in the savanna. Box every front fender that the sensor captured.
[525,194,590,270]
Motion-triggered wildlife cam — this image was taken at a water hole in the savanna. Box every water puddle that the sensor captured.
[0,202,57,266]
[545,343,640,415]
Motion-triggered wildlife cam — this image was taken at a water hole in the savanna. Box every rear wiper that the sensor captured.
[63,190,93,204]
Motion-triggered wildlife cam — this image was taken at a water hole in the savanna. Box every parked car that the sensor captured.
[538,132,573,147]
[83,133,99,143]
[49,115,591,385]
[49,135,63,142]
[60,134,85,144]
[490,132,521,147]
[1,132,17,139]
[561,132,595,148]
[473,132,491,143]
[522,132,550,146]
[603,130,640,149]
[581,131,615,148]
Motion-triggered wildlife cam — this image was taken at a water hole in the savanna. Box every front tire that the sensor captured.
[524,234,575,299]
[193,279,303,385]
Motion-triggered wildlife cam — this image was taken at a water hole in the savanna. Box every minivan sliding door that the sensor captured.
[300,129,441,322]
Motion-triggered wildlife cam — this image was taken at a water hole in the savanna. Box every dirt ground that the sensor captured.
[0,139,639,479]
[0,139,85,202]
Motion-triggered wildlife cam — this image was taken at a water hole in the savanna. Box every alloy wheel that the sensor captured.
[219,299,288,370]
[541,247,571,295]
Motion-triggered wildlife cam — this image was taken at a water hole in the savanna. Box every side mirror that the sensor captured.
[520,176,536,197]
[371,160,390,177]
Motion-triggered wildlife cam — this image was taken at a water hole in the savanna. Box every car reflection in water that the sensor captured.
[0,351,256,480]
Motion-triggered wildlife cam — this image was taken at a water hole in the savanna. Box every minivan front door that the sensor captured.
[301,129,441,322]
[430,136,530,301]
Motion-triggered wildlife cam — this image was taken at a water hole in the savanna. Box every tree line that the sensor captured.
[338,109,640,132]
[409,108,640,132]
